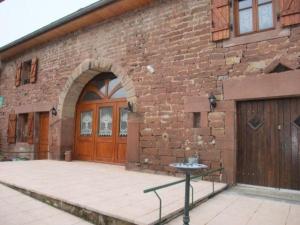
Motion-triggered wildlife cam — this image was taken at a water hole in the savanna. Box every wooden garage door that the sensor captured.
[237,98,300,190]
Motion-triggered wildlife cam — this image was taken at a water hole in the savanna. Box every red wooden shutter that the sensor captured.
[15,63,22,87]
[211,0,230,41]
[27,112,34,144]
[7,113,17,144]
[280,0,300,27]
[30,57,38,83]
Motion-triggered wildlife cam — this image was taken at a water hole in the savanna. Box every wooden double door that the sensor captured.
[75,101,128,163]
[237,98,300,190]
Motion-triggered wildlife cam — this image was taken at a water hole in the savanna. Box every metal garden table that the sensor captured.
[169,163,208,225]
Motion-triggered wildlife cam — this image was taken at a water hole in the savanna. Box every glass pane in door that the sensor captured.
[99,107,113,136]
[119,108,128,136]
[80,111,93,136]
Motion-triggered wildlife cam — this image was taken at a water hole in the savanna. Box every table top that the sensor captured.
[169,162,208,172]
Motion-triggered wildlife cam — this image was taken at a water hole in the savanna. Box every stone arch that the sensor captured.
[58,58,136,118]
[54,58,136,159]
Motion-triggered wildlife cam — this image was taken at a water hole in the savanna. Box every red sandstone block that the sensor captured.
[211,128,225,137]
[160,156,176,166]
[209,120,225,128]
[140,141,156,148]
[143,148,158,155]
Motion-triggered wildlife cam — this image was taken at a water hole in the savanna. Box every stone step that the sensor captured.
[0,180,227,225]
[232,184,300,203]
[0,181,134,225]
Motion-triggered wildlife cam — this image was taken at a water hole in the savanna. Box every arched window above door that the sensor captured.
[79,73,127,102]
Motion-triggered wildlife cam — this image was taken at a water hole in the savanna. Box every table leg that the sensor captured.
[183,172,190,225]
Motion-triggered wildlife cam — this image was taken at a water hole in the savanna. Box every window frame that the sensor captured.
[20,60,32,85]
[78,77,127,104]
[234,0,276,36]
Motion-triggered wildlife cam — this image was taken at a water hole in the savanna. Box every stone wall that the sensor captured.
[0,0,300,183]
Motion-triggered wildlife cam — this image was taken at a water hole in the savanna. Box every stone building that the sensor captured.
[0,0,299,189]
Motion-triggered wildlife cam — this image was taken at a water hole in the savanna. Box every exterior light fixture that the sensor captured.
[125,102,133,112]
[208,94,217,111]
[50,106,57,116]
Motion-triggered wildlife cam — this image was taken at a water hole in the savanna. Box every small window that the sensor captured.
[21,60,32,85]
[98,107,113,136]
[294,116,300,128]
[17,113,29,142]
[235,0,274,35]
[111,88,127,99]
[193,112,201,128]
[119,108,128,137]
[80,111,93,136]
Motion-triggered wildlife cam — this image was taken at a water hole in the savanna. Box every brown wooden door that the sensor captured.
[94,103,116,162]
[278,98,300,190]
[75,104,96,161]
[92,101,128,163]
[38,112,49,159]
[237,98,300,190]
[74,74,128,164]
[115,102,128,163]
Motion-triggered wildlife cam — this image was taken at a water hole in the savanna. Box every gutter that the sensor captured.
[0,0,115,53]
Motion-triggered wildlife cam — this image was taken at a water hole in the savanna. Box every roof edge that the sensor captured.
[0,0,115,53]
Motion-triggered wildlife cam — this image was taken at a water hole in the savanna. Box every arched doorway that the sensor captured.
[75,72,128,163]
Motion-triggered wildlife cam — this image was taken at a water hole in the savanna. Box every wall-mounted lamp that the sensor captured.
[125,102,133,113]
[50,106,57,116]
[208,94,217,111]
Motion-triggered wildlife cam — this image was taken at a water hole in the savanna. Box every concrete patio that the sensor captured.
[0,184,92,225]
[0,160,226,225]
[168,189,300,225]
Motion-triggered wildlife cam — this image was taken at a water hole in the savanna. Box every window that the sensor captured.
[119,108,128,136]
[17,113,29,142]
[21,60,31,85]
[235,0,274,35]
[193,112,201,128]
[15,57,38,87]
[80,111,93,136]
[98,107,113,136]
[79,73,127,103]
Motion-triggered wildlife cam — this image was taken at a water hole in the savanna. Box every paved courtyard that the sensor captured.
[168,189,300,225]
[0,160,226,225]
[0,183,91,225]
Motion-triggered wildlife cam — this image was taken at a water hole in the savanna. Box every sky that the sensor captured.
[0,0,99,47]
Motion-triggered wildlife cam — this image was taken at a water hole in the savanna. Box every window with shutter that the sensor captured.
[7,113,17,144]
[21,60,31,85]
[234,0,275,36]
[211,0,231,41]
[280,0,300,27]
[15,57,38,87]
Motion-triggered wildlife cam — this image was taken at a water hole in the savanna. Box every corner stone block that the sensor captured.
[96,59,112,72]
[80,59,92,74]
